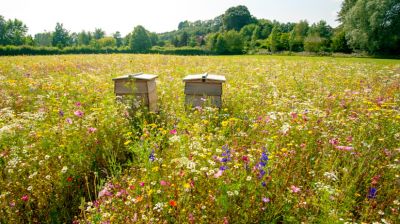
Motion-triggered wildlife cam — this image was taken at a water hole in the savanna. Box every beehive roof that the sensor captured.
[183,73,226,82]
[112,73,158,81]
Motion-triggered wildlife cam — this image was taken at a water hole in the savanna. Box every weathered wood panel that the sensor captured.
[184,83,222,96]
[146,80,156,93]
[114,80,148,95]
[185,95,222,108]
[148,90,158,112]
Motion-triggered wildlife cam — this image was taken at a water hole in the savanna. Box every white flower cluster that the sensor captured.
[153,202,165,212]
[314,181,338,196]
[323,171,338,181]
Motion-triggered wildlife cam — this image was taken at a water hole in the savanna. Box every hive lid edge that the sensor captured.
[112,73,158,81]
[183,74,226,82]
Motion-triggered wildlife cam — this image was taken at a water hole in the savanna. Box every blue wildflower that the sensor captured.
[149,150,155,162]
[368,187,377,199]
[261,152,269,162]
[258,148,269,179]
[220,166,228,171]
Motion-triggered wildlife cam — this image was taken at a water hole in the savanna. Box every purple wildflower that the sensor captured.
[220,166,228,171]
[58,110,64,117]
[149,150,155,162]
[368,187,377,199]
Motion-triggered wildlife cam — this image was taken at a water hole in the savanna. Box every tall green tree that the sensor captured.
[113,31,123,47]
[34,32,52,46]
[223,5,253,31]
[338,0,358,22]
[93,28,105,40]
[215,34,227,54]
[289,20,309,52]
[148,32,159,46]
[52,23,70,48]
[331,29,352,53]
[130,25,151,52]
[0,16,6,45]
[341,0,400,54]
[267,26,282,52]
[179,31,189,46]
[305,20,333,52]
[178,20,190,30]
[240,24,258,42]
[257,19,274,39]
[77,31,92,46]
[0,17,28,45]
[224,30,244,54]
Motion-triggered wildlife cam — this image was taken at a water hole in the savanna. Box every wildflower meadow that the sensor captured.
[0,54,399,223]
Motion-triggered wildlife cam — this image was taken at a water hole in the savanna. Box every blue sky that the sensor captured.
[0,0,343,36]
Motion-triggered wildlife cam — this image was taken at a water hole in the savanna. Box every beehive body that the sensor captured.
[113,73,158,112]
[183,74,225,108]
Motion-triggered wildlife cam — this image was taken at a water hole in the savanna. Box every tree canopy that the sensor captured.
[130,25,151,52]
[223,5,253,31]
[0,3,399,56]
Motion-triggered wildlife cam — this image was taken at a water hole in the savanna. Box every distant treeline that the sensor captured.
[1,0,399,56]
[0,45,211,56]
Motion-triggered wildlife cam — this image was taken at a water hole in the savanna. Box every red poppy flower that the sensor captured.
[169,200,177,207]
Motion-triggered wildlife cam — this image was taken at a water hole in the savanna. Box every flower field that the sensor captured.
[0,54,399,223]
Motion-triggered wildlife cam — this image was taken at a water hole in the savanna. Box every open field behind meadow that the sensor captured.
[0,54,399,223]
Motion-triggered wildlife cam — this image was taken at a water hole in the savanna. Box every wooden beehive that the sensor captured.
[183,73,226,108]
[112,73,158,112]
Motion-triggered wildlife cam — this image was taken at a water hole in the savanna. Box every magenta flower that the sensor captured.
[170,129,177,135]
[75,102,82,107]
[21,195,29,202]
[74,110,84,117]
[139,182,145,187]
[88,127,97,133]
[160,180,167,186]
[290,185,301,193]
[329,138,339,146]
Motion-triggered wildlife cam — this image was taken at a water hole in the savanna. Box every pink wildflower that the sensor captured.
[66,118,72,124]
[290,185,301,193]
[75,102,82,107]
[139,182,145,187]
[74,110,84,117]
[170,129,177,135]
[160,180,167,186]
[88,127,97,133]
[290,112,298,119]
[98,188,112,198]
[214,170,223,178]
[329,138,339,146]
[262,197,270,203]
[21,195,29,202]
